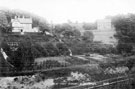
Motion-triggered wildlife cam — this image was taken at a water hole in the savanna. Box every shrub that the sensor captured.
[32,43,48,58]
[1,36,35,71]
[56,43,70,56]
[43,43,59,57]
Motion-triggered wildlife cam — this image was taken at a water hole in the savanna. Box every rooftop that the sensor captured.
[11,16,32,24]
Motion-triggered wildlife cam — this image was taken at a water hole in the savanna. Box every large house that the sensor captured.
[67,18,117,46]
[11,16,38,32]
[92,19,117,45]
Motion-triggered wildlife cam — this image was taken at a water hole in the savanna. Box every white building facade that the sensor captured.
[67,19,117,45]
[11,16,39,32]
[92,19,117,45]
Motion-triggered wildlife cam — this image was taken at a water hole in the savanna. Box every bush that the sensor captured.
[117,43,133,55]
[1,36,35,71]
[43,43,59,57]
[32,43,48,58]
[56,43,70,56]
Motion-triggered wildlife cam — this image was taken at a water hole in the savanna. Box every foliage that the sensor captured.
[54,24,81,39]
[62,30,74,38]
[69,41,87,55]
[32,42,71,57]
[56,43,70,56]
[112,14,135,54]
[32,43,48,58]
[1,39,11,56]
[117,42,133,55]
[53,22,117,55]
[32,17,50,32]
[43,43,59,57]
[83,22,97,30]
[1,36,35,71]
[0,12,8,28]
[82,31,94,42]
[15,37,34,71]
[54,24,71,35]
[89,42,117,54]
[65,38,116,55]
[73,29,81,37]
[0,11,12,33]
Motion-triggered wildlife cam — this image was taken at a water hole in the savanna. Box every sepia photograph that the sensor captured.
[0,0,134,89]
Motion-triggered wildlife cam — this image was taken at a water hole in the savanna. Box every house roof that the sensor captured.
[11,17,32,24]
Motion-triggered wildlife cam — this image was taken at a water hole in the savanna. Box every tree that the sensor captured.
[38,20,50,33]
[54,24,73,36]
[14,37,34,71]
[82,31,94,42]
[56,43,70,56]
[73,29,81,38]
[53,25,63,35]
[62,30,74,38]
[32,43,48,58]
[0,11,10,33]
[112,14,135,54]
[83,22,97,30]
[43,43,59,56]
[2,36,35,71]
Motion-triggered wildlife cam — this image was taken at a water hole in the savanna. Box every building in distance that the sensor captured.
[92,19,117,45]
[11,16,39,33]
[67,18,117,46]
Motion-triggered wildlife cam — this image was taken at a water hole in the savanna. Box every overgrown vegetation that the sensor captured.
[112,14,135,55]
[1,35,34,71]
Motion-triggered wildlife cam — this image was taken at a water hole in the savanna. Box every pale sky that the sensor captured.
[0,0,135,24]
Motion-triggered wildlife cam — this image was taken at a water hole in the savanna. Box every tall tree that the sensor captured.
[82,31,94,42]
[0,11,10,33]
[112,14,135,54]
